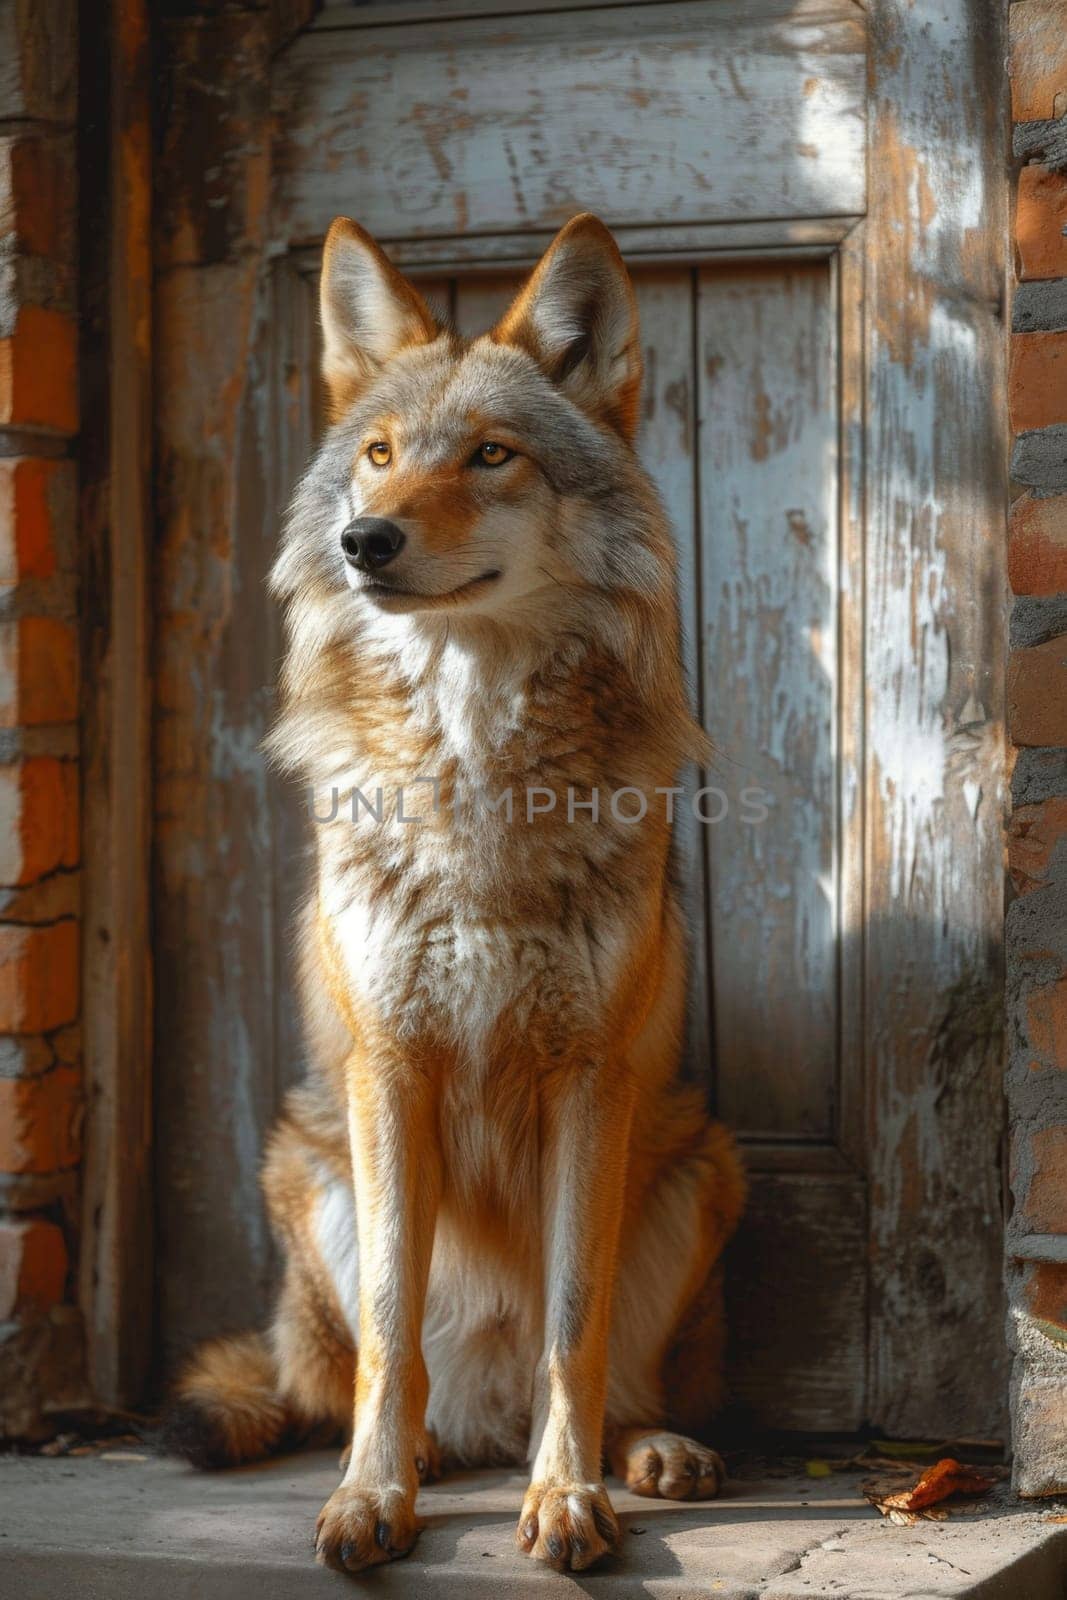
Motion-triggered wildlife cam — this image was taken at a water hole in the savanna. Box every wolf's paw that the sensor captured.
[516,1481,619,1571]
[315,1484,418,1573]
[619,1430,725,1500]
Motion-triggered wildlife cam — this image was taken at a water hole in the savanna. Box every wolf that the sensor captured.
[163,213,746,1575]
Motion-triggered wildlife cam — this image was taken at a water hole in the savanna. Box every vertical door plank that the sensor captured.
[150,2,288,1374]
[154,266,280,1367]
[154,268,281,1369]
[696,262,838,1141]
[865,0,1008,1438]
[632,269,711,1078]
[79,0,155,1408]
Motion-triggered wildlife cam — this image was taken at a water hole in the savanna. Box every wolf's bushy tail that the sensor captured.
[161,1331,296,1468]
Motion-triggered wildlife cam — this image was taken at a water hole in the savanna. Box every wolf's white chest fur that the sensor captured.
[320,628,624,1057]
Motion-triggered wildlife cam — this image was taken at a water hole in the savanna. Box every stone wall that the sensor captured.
[1006,0,1067,1500]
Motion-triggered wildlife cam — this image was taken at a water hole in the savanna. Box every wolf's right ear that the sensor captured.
[319,218,438,419]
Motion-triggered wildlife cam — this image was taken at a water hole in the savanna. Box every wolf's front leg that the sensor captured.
[518,1060,635,1572]
[315,1050,442,1574]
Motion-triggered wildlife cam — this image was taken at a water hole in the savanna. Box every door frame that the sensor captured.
[77,0,155,1411]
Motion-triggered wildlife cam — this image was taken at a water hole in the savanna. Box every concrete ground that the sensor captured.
[1,1449,1065,1599]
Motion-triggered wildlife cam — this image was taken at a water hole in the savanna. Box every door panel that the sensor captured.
[273,1,866,246]
[697,264,838,1142]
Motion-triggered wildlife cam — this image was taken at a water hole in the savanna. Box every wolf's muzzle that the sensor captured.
[341,517,406,572]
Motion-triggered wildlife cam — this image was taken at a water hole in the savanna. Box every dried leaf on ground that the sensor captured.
[864,1458,997,1525]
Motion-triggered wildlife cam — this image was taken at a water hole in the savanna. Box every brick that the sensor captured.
[1026,976,1067,1069]
[18,620,78,725]
[34,758,77,880]
[1010,493,1067,595]
[1008,636,1067,746]
[0,133,76,266]
[1010,331,1067,432]
[0,1063,81,1174]
[0,459,74,585]
[1023,1126,1067,1233]
[0,759,78,886]
[1009,795,1067,893]
[0,0,77,124]
[22,758,78,880]
[1010,0,1067,123]
[0,1218,66,1318]
[1016,165,1067,282]
[1014,1374,1067,1496]
[0,618,78,728]
[0,306,77,432]
[1026,1261,1067,1336]
[0,919,78,1033]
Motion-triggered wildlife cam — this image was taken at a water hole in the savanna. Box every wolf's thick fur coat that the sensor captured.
[164,215,746,1575]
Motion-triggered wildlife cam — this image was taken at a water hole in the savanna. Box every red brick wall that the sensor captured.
[1006,0,1067,1499]
[0,0,86,1436]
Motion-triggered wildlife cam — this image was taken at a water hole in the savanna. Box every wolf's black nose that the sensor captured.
[341,517,406,571]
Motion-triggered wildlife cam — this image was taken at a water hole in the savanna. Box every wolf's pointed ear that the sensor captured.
[320,218,438,418]
[492,214,641,441]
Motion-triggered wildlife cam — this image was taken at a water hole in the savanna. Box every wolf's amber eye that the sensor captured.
[472,441,514,468]
[367,441,392,467]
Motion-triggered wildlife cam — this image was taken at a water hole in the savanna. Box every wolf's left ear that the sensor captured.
[320,218,438,418]
[492,214,641,441]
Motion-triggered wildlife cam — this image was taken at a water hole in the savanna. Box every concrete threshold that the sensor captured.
[1,1450,1065,1599]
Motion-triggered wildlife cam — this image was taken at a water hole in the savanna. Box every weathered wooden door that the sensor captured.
[153,0,1008,1439]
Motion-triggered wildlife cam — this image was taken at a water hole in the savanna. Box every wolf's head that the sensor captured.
[273,214,674,641]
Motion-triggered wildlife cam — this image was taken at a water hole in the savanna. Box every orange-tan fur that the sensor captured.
[164,214,746,1575]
